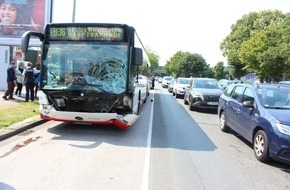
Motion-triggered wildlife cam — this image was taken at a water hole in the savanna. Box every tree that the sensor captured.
[164,51,213,78]
[220,10,285,79]
[164,51,185,77]
[178,52,209,77]
[145,47,159,73]
[214,61,227,79]
[239,14,290,81]
[138,61,150,76]
[204,66,215,78]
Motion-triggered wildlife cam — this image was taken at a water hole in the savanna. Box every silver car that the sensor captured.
[173,77,191,98]
[162,76,173,88]
[184,78,223,110]
[168,78,175,93]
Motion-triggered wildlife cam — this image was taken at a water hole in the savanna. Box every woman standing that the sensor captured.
[34,63,40,99]
[15,61,24,97]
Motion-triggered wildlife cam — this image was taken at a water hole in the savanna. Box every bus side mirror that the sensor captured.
[134,48,143,66]
[21,31,44,53]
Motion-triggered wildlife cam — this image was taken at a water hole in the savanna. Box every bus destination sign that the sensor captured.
[48,26,124,41]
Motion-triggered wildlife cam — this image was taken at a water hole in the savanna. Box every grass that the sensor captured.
[0,101,39,128]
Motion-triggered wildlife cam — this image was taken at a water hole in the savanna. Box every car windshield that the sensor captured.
[257,87,290,109]
[194,79,220,89]
[178,78,191,84]
[164,77,172,81]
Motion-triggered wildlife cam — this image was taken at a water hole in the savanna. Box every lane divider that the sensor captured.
[142,90,155,190]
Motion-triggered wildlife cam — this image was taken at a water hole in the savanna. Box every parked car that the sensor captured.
[184,78,223,110]
[157,77,162,83]
[168,78,175,93]
[218,82,290,164]
[135,75,150,96]
[162,76,173,88]
[219,79,234,90]
[279,81,290,85]
[219,79,243,90]
[173,77,191,98]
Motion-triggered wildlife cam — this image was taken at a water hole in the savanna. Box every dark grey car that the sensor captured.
[184,78,223,110]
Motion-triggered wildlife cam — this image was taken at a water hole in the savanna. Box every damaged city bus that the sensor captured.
[21,23,150,129]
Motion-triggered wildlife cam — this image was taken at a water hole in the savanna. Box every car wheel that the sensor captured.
[253,130,271,163]
[220,111,230,132]
[173,91,175,96]
[189,97,194,111]
[184,96,188,105]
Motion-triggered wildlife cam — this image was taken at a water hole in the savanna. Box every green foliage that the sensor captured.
[238,13,290,81]
[204,67,215,78]
[164,51,212,78]
[145,47,159,72]
[164,51,185,77]
[214,61,227,79]
[220,10,286,79]
[139,62,150,76]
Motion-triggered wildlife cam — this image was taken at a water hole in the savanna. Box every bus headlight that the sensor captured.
[42,105,52,114]
[54,98,65,107]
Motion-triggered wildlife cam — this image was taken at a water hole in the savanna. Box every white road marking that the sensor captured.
[141,91,154,190]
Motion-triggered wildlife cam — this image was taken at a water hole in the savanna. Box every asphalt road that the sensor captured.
[0,83,290,190]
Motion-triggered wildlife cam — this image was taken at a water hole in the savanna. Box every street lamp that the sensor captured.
[72,0,76,23]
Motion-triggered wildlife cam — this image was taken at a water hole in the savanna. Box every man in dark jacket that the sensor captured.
[23,62,37,102]
[2,60,17,100]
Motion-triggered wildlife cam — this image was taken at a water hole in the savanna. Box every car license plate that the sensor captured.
[207,102,218,105]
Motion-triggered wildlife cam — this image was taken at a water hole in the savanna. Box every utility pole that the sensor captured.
[72,0,76,23]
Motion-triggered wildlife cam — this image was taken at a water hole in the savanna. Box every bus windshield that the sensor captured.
[42,42,128,94]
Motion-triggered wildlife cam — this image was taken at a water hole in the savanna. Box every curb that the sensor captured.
[0,117,47,141]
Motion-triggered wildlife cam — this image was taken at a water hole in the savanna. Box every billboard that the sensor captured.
[0,46,10,90]
[0,0,51,46]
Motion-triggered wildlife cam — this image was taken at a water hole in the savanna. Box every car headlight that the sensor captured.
[276,123,290,136]
[178,87,184,90]
[193,92,203,99]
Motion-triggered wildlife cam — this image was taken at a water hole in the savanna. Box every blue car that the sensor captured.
[218,82,290,164]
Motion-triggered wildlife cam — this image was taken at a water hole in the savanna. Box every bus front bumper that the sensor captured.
[40,109,139,130]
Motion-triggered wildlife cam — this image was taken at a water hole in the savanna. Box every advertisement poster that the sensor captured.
[0,0,46,38]
[0,45,10,90]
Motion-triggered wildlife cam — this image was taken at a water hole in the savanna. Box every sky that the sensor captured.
[52,0,290,66]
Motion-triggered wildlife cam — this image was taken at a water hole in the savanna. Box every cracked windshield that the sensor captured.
[42,43,128,94]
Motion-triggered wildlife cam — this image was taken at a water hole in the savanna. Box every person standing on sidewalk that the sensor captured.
[23,62,38,102]
[2,60,17,100]
[34,63,41,99]
[15,61,24,97]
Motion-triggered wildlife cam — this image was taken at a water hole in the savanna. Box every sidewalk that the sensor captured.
[0,89,27,108]
[0,89,46,141]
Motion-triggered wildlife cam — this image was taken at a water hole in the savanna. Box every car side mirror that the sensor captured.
[243,101,254,109]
